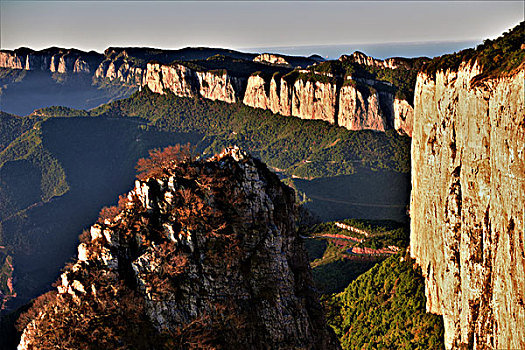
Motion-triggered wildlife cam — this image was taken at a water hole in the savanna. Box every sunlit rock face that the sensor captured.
[337,83,387,131]
[1,47,415,134]
[0,48,103,74]
[253,53,291,68]
[410,62,525,350]
[18,147,338,350]
[393,98,414,136]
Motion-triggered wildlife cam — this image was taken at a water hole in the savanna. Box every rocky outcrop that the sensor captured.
[339,51,413,70]
[0,48,103,74]
[196,70,243,103]
[17,147,338,349]
[338,83,386,131]
[94,59,145,85]
[254,53,291,67]
[244,74,338,123]
[144,63,243,103]
[144,62,196,97]
[243,74,272,110]
[0,52,24,69]
[243,68,413,131]
[291,79,338,123]
[393,98,414,136]
[410,62,525,349]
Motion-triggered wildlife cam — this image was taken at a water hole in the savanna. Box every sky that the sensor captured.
[0,1,523,59]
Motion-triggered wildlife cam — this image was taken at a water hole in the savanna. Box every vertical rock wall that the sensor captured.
[0,48,415,134]
[337,84,386,131]
[410,62,525,349]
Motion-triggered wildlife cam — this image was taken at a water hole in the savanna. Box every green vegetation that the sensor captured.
[423,21,524,82]
[324,252,445,349]
[311,258,379,294]
[303,219,409,294]
[85,87,410,176]
[0,68,28,85]
[0,112,34,152]
[0,122,69,206]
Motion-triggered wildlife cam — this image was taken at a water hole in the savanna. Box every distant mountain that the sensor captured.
[0,46,422,136]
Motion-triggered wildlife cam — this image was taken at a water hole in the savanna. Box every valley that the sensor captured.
[0,19,524,349]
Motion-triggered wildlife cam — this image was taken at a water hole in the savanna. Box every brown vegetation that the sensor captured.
[136,143,195,180]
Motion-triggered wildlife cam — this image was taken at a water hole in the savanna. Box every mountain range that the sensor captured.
[0,21,524,350]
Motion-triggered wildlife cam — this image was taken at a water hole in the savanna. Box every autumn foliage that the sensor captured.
[136,143,195,180]
[17,147,262,349]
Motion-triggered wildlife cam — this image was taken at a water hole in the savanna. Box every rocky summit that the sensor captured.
[16,146,338,349]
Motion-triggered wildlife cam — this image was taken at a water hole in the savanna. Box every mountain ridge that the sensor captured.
[16,146,339,349]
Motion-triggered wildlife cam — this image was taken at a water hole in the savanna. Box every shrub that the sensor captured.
[135,143,195,180]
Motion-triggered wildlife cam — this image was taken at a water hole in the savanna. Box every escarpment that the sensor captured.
[17,146,338,350]
[1,46,416,134]
[143,62,244,103]
[337,83,387,131]
[242,66,417,133]
[0,48,103,73]
[410,60,525,349]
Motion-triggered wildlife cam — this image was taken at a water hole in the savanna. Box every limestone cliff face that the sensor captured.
[254,53,291,68]
[143,63,243,103]
[243,75,272,109]
[410,63,525,349]
[0,49,102,74]
[18,147,338,349]
[242,70,411,131]
[243,74,338,123]
[1,47,415,134]
[94,59,144,85]
[144,62,197,97]
[196,70,243,103]
[338,84,386,131]
[339,51,411,70]
[393,98,414,137]
[291,79,338,123]
[0,52,24,69]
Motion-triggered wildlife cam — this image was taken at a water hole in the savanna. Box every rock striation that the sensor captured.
[17,147,338,349]
[242,71,412,133]
[338,83,386,131]
[393,98,414,137]
[410,62,525,349]
[143,62,244,103]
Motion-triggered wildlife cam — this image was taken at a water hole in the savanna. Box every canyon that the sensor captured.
[3,21,525,349]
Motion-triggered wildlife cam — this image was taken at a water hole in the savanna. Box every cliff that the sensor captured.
[253,53,292,68]
[17,146,338,349]
[1,46,415,134]
[339,51,412,70]
[144,62,244,103]
[410,61,525,349]
[242,53,419,133]
[338,83,387,131]
[0,48,103,74]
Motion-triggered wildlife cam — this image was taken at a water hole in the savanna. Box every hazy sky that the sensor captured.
[1,1,523,57]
